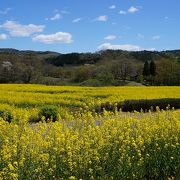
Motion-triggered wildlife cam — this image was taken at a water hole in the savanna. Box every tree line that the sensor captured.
[0,50,179,86]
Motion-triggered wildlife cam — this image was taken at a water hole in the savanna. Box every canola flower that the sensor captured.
[0,84,179,179]
[0,84,179,110]
[0,109,179,179]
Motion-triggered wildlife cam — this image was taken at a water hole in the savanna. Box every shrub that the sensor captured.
[122,98,180,112]
[98,102,122,112]
[39,105,59,122]
[99,98,180,112]
[0,110,13,123]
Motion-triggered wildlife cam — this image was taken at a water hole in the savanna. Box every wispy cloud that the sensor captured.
[0,8,11,15]
[120,25,131,30]
[0,20,45,37]
[95,15,108,22]
[54,9,70,14]
[109,5,116,9]
[152,35,160,40]
[128,6,139,13]
[32,32,73,44]
[104,35,116,40]
[164,16,170,21]
[53,9,59,13]
[119,10,127,15]
[0,33,8,40]
[45,13,62,21]
[46,10,63,21]
[119,6,140,15]
[50,13,61,21]
[61,10,70,14]
[137,33,144,39]
[73,18,82,23]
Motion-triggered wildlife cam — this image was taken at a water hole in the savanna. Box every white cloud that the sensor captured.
[109,5,116,9]
[95,15,108,22]
[147,48,156,51]
[98,43,142,51]
[32,32,73,44]
[128,6,139,13]
[119,6,141,15]
[104,35,116,40]
[152,35,160,40]
[119,10,127,15]
[1,21,45,37]
[0,33,7,40]
[50,13,61,21]
[73,18,82,23]
[0,8,11,15]
[98,43,155,51]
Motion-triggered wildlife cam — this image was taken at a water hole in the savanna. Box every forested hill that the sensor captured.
[0,48,180,65]
[0,48,180,86]
[0,48,60,55]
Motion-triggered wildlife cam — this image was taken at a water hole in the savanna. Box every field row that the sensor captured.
[0,84,180,110]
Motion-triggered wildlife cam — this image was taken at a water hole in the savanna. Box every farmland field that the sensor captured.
[0,84,180,179]
[1,84,180,109]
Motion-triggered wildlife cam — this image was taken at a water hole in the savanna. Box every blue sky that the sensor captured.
[0,0,180,53]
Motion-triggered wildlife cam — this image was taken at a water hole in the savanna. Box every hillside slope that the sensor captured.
[0,48,179,86]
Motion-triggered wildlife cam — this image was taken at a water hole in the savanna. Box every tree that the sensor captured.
[96,72,115,85]
[73,66,92,83]
[111,60,134,82]
[155,59,180,85]
[0,61,15,83]
[21,66,34,83]
[143,61,150,76]
[150,60,156,76]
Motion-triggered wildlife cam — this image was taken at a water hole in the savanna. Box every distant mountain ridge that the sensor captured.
[0,48,60,56]
[0,48,180,55]
[1,48,180,67]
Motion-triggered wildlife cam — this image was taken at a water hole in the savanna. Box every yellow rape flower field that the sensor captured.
[0,84,180,179]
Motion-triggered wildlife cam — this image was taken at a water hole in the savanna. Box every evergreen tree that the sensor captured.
[150,60,156,76]
[143,61,150,76]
